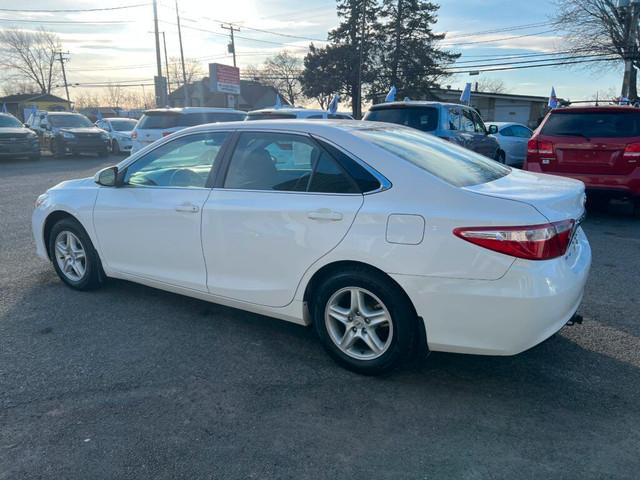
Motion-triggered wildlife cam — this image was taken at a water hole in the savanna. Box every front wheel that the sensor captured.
[313,267,416,375]
[49,218,103,290]
[51,140,65,159]
[112,139,121,155]
[496,150,506,164]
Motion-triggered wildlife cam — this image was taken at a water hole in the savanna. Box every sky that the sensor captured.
[0,0,624,104]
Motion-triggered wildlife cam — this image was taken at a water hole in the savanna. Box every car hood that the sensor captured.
[50,177,95,191]
[0,127,32,136]
[464,168,586,223]
[58,128,101,134]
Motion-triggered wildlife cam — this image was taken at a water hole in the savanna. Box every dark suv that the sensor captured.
[363,101,500,159]
[524,106,640,215]
[0,113,40,160]
[26,112,109,158]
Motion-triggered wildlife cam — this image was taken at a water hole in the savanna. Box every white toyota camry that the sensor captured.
[32,120,591,374]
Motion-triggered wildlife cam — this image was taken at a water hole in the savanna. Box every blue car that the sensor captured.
[364,101,500,160]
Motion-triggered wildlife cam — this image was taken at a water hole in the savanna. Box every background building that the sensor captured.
[0,93,70,121]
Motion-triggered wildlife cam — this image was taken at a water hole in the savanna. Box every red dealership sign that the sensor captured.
[209,63,240,95]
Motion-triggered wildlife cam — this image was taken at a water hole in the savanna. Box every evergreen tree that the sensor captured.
[376,0,459,99]
[327,0,384,117]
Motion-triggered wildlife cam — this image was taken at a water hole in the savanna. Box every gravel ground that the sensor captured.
[1,154,639,479]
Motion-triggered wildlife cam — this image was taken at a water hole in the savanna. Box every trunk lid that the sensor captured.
[464,168,586,223]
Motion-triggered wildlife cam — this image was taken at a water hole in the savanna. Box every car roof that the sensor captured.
[368,101,465,110]
[101,117,137,121]
[550,105,639,114]
[142,107,246,115]
[248,108,351,115]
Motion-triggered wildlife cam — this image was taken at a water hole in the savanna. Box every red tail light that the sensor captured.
[162,131,175,137]
[440,136,451,142]
[538,140,553,155]
[527,139,554,155]
[453,220,575,260]
[623,142,640,158]
[131,131,137,139]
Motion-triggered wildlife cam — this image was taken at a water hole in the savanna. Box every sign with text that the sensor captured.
[209,63,240,95]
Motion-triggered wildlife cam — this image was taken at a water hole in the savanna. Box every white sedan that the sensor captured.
[487,122,533,166]
[32,120,591,374]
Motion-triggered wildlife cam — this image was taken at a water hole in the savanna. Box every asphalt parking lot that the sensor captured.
[1,154,639,479]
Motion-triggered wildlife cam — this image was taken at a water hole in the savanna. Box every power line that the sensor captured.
[0,4,150,13]
[442,29,558,47]
[445,22,554,39]
[0,18,134,25]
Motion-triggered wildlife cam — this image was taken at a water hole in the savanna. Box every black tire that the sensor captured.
[633,201,640,219]
[313,267,416,375]
[48,218,103,291]
[98,148,108,158]
[29,152,41,161]
[112,139,121,155]
[496,150,506,164]
[51,139,65,159]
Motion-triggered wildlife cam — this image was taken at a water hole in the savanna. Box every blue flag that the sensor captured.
[275,94,281,109]
[460,83,472,102]
[328,93,339,114]
[97,110,103,120]
[403,97,410,102]
[32,103,38,115]
[385,86,396,102]
[1,103,6,113]
[549,87,558,108]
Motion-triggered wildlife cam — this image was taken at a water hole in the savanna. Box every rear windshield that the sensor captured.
[364,107,439,132]
[110,119,138,131]
[541,111,640,138]
[138,112,246,129]
[353,126,509,187]
[246,113,297,120]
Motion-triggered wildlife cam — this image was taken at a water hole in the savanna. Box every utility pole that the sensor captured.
[152,0,163,107]
[162,31,171,95]
[175,0,189,107]
[221,24,239,67]
[620,0,640,99]
[55,51,71,111]
[356,0,366,119]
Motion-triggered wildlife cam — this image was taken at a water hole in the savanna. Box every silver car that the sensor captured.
[486,122,532,167]
[364,101,500,160]
[95,118,138,155]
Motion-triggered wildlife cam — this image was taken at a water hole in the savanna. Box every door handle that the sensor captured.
[307,211,343,221]
[174,204,200,213]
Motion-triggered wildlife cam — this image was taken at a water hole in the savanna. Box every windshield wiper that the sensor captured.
[555,132,590,141]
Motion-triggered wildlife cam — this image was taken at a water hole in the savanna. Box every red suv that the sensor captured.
[524,106,640,215]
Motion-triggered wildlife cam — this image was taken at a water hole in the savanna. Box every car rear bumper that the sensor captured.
[391,227,591,356]
[525,162,640,197]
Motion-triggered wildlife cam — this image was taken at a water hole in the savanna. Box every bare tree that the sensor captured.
[168,57,205,90]
[262,51,304,105]
[72,90,101,110]
[476,77,510,94]
[0,26,62,94]
[101,83,128,107]
[551,0,637,98]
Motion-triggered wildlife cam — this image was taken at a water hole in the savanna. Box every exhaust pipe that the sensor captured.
[566,313,583,326]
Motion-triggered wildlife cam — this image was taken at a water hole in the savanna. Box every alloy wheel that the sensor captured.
[54,231,87,281]
[325,287,394,360]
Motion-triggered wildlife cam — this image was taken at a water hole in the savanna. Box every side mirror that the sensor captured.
[24,123,30,128]
[43,123,51,131]
[94,166,119,187]
[488,125,498,135]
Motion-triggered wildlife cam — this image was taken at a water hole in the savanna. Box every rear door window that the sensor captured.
[364,107,439,132]
[541,111,640,138]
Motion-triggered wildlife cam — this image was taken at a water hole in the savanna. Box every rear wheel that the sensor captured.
[496,150,506,164]
[49,218,103,290]
[313,267,416,375]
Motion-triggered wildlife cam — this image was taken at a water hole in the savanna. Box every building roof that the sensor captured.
[0,92,69,104]
[434,88,549,103]
[169,78,290,110]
